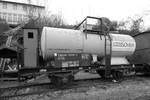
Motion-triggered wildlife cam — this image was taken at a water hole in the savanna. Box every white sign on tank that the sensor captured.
[110,34,136,57]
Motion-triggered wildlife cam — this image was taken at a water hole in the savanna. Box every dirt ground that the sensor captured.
[4,72,150,100]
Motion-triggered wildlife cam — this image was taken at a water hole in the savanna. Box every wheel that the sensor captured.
[51,75,62,86]
[112,71,123,81]
[68,74,75,82]
[96,70,105,78]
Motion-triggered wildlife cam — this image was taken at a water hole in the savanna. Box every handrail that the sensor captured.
[75,16,102,30]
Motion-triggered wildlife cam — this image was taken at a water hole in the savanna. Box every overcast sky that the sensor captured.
[6,0,150,27]
[46,0,150,26]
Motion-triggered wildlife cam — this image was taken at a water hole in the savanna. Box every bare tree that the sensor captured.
[130,17,143,35]
[24,13,71,29]
[117,16,144,35]
[109,21,118,31]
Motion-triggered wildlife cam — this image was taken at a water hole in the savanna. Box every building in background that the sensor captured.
[0,0,45,26]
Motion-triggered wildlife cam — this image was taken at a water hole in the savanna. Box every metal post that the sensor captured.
[102,19,111,78]
[17,47,20,81]
[0,58,3,81]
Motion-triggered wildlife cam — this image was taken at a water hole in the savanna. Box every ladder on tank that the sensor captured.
[101,17,112,78]
[104,30,111,78]
[75,16,112,78]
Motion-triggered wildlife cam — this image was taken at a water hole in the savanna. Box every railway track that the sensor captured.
[0,82,54,99]
[0,78,110,99]
[0,75,138,99]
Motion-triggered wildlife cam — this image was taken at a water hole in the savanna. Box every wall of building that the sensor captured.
[0,1,45,25]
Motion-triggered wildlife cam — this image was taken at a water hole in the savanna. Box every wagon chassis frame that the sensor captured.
[17,64,134,81]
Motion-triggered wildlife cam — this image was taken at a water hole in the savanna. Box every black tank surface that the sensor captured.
[127,31,150,64]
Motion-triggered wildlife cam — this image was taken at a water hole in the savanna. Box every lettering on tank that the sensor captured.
[113,41,135,47]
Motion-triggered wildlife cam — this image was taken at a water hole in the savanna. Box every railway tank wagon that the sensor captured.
[0,16,137,84]
[40,27,136,80]
[41,27,136,66]
[127,31,150,74]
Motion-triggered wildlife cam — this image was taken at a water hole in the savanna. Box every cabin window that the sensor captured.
[28,32,34,39]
